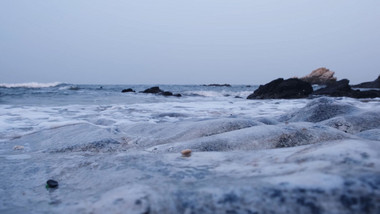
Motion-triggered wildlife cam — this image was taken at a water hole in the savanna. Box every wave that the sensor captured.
[0,82,63,88]
[184,90,253,98]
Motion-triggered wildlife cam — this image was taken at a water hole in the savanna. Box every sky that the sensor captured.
[1,0,380,85]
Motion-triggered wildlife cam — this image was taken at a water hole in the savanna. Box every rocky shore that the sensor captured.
[247,68,380,99]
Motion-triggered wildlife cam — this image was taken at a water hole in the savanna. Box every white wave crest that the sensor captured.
[186,90,253,98]
[0,82,62,88]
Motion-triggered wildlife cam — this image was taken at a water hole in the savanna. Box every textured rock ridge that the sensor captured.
[300,67,337,85]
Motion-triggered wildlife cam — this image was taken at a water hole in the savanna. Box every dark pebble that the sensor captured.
[47,179,59,188]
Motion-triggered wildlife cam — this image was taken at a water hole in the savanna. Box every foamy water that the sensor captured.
[0,83,301,141]
[1,83,380,213]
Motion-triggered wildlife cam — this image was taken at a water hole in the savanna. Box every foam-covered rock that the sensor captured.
[1,97,379,214]
[118,118,260,147]
[321,111,380,134]
[147,123,351,152]
[356,129,380,141]
[279,97,358,122]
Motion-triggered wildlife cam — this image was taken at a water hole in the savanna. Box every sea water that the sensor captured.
[1,82,380,213]
[0,83,307,142]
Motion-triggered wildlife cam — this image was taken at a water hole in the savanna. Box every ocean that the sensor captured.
[1,82,379,213]
[0,82,299,142]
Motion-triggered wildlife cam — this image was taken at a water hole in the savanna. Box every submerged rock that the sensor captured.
[351,75,380,88]
[247,78,313,99]
[147,123,350,153]
[300,67,337,85]
[279,97,358,123]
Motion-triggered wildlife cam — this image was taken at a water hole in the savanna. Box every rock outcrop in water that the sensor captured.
[141,86,181,97]
[351,75,380,88]
[121,88,135,93]
[300,67,337,85]
[313,79,380,98]
[247,78,313,99]
[203,84,232,87]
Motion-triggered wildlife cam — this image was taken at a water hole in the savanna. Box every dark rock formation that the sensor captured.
[121,88,135,93]
[351,75,380,88]
[203,84,231,87]
[141,87,181,97]
[247,78,313,99]
[313,79,380,98]
[313,79,351,97]
[300,67,337,85]
[142,86,163,94]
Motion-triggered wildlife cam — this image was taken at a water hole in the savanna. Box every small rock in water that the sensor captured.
[181,149,192,157]
[46,180,59,188]
[13,145,24,150]
[121,88,135,93]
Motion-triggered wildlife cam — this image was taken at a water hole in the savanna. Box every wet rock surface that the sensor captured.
[141,86,181,97]
[247,78,313,99]
[1,98,379,213]
[313,79,380,98]
[352,75,380,88]
[249,77,380,99]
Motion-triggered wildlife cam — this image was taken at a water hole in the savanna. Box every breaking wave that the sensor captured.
[0,82,63,88]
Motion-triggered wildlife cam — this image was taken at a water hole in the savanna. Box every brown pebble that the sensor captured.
[181,149,192,157]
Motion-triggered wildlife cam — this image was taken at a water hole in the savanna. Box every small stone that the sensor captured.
[46,179,59,188]
[181,149,192,157]
[13,145,24,150]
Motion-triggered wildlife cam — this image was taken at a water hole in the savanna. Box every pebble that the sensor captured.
[181,149,192,157]
[46,180,59,188]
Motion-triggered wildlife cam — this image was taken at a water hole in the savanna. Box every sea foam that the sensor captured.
[0,82,62,88]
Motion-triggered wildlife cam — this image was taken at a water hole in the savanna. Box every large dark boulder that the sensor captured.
[314,79,380,98]
[142,86,163,94]
[247,78,313,99]
[350,89,380,98]
[351,75,380,88]
[313,79,351,97]
[141,87,181,97]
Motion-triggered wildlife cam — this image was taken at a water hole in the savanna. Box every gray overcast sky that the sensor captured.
[1,0,379,84]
